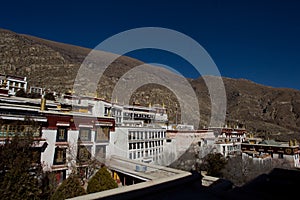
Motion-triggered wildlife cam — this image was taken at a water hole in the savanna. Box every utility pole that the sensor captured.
[175,103,178,125]
[132,98,135,120]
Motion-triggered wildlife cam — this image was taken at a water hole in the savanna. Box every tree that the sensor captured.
[199,153,227,177]
[67,143,103,187]
[50,175,86,200]
[44,93,56,101]
[15,89,27,97]
[221,155,255,186]
[222,154,293,186]
[0,122,49,199]
[87,166,118,194]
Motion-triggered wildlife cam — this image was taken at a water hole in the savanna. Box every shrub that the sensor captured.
[50,175,86,200]
[0,122,49,200]
[199,153,227,177]
[87,166,118,194]
[44,93,56,101]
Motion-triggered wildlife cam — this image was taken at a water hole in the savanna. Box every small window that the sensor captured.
[53,147,66,165]
[279,153,284,159]
[129,133,132,140]
[95,126,110,142]
[79,129,91,141]
[95,145,106,160]
[54,170,66,184]
[77,146,91,163]
[56,127,68,142]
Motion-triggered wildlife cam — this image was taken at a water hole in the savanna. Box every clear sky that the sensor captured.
[1,0,300,90]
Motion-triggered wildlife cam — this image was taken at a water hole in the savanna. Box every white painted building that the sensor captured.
[242,140,300,169]
[0,74,27,95]
[213,128,247,157]
[0,94,115,184]
[29,86,43,95]
[163,126,216,165]
[108,125,166,164]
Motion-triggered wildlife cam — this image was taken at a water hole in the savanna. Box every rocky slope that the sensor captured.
[0,28,299,141]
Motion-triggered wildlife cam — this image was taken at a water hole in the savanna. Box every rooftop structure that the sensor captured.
[241,139,300,168]
[68,156,196,200]
[212,127,247,157]
[0,73,27,96]
[0,95,115,184]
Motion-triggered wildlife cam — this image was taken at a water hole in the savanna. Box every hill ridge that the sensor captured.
[0,28,299,140]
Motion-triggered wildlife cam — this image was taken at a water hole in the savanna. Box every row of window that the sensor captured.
[104,107,122,116]
[129,140,164,150]
[56,127,110,142]
[223,145,241,152]
[0,124,40,137]
[123,112,155,119]
[53,145,106,165]
[129,148,163,159]
[128,131,166,140]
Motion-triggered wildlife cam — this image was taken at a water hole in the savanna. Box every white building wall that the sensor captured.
[41,129,80,178]
[108,128,128,159]
[41,129,56,170]
[108,127,167,165]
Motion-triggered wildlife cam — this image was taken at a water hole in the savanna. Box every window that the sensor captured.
[95,126,110,142]
[55,170,66,184]
[278,153,284,159]
[129,133,132,140]
[132,131,136,140]
[95,145,106,160]
[53,147,66,165]
[0,125,40,137]
[77,146,91,163]
[56,127,67,142]
[79,129,91,141]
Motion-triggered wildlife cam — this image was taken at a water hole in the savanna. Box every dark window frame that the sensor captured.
[53,147,66,165]
[56,127,68,142]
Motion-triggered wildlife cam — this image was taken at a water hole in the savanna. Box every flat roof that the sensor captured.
[68,156,191,200]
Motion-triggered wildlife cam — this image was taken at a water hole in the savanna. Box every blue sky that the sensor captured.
[1,0,300,90]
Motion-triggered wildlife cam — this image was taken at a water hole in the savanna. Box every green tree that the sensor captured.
[0,124,48,199]
[199,153,227,177]
[87,166,118,194]
[50,175,86,200]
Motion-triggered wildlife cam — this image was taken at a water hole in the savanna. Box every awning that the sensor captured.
[79,124,93,128]
[0,115,47,122]
[95,122,113,127]
[32,141,48,152]
[56,122,70,127]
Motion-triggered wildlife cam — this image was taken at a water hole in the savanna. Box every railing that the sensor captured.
[0,125,40,137]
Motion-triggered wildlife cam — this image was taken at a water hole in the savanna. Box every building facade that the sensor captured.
[241,140,300,168]
[0,74,27,95]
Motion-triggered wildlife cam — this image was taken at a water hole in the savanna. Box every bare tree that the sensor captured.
[222,154,293,186]
[66,142,103,187]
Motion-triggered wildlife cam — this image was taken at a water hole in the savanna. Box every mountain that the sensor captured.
[0,28,299,141]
